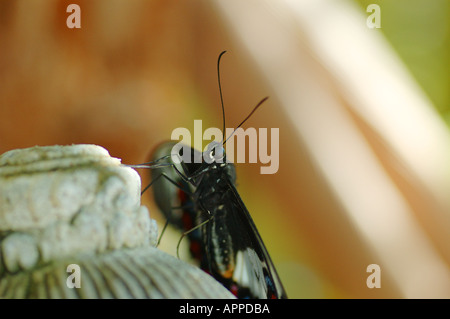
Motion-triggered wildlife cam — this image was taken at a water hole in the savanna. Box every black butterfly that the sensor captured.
[144,51,287,299]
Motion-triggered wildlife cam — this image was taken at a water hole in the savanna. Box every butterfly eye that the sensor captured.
[212,146,224,161]
[208,149,216,161]
[204,142,225,164]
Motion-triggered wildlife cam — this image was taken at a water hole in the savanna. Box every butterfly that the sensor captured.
[143,51,287,299]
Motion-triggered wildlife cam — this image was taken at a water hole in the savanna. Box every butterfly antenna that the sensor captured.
[223,96,268,146]
[217,51,227,143]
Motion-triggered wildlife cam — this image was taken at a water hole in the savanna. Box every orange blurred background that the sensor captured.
[0,0,449,298]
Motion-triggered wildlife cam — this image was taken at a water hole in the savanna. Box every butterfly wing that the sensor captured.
[200,174,287,299]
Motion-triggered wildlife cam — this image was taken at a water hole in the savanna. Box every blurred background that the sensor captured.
[0,0,449,298]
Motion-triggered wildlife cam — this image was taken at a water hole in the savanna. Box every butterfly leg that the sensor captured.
[142,171,195,246]
[176,215,214,260]
[141,170,193,196]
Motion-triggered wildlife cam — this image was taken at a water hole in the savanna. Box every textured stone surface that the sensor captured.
[0,247,234,299]
[0,144,234,299]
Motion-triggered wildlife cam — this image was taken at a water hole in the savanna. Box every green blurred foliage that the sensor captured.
[355,0,450,126]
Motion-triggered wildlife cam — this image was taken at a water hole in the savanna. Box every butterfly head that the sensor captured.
[204,141,226,166]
